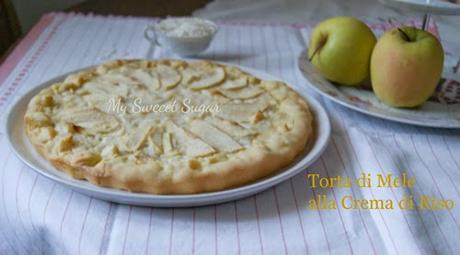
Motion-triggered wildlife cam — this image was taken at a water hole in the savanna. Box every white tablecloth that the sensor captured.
[0,11,459,255]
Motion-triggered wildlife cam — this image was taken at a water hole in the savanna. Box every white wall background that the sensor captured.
[11,0,85,32]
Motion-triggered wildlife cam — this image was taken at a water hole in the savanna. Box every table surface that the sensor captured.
[0,5,459,255]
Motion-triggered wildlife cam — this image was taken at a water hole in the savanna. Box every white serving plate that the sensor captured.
[298,49,460,128]
[5,62,331,207]
[379,0,460,15]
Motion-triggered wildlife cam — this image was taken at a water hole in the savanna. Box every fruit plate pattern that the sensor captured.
[298,49,460,128]
[5,63,331,207]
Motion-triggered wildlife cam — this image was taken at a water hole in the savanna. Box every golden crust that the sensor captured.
[24,59,313,194]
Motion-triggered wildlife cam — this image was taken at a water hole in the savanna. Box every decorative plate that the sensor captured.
[379,0,460,15]
[298,49,460,128]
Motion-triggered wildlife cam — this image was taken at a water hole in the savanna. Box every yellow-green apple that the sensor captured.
[308,16,377,86]
[371,27,444,107]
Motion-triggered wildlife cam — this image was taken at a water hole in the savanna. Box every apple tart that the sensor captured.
[24,59,313,194]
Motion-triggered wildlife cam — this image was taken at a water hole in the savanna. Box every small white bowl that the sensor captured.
[144,18,218,57]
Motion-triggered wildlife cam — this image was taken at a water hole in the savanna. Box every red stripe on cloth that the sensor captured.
[78,198,93,255]
[376,133,441,254]
[273,187,289,255]
[0,13,70,107]
[168,209,175,255]
[289,179,310,255]
[253,196,264,255]
[426,137,460,196]
[15,166,41,253]
[121,206,133,255]
[364,136,423,253]
[216,20,310,29]
[0,13,55,86]
[309,185,332,254]
[392,134,453,254]
[319,158,355,255]
[233,202,241,255]
[99,203,113,255]
[409,135,460,230]
[1,152,29,253]
[144,208,153,255]
[330,135,400,255]
[59,190,74,240]
[192,208,196,255]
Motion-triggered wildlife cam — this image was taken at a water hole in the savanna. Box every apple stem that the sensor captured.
[397,28,411,42]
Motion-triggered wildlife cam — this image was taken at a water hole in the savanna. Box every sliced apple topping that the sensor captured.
[165,121,192,144]
[166,121,215,157]
[40,94,55,107]
[216,95,271,123]
[55,123,76,135]
[84,81,128,98]
[185,140,216,157]
[185,66,226,90]
[127,91,165,111]
[143,130,166,157]
[218,86,264,100]
[36,127,57,142]
[70,152,102,167]
[130,69,160,91]
[25,112,52,128]
[143,138,157,157]
[224,66,246,78]
[208,118,257,137]
[101,144,120,159]
[220,77,248,90]
[57,134,74,152]
[85,94,114,113]
[121,126,153,152]
[189,120,242,152]
[53,82,80,93]
[162,132,174,154]
[61,108,119,133]
[150,128,163,153]
[261,81,290,101]
[156,65,182,89]
[84,90,108,103]
[101,73,138,86]
[63,71,95,86]
[255,93,272,109]
[215,103,255,123]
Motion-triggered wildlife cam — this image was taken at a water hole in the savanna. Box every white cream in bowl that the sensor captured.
[145,17,218,56]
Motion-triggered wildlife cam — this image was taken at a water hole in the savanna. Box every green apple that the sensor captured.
[308,16,377,86]
[371,27,444,107]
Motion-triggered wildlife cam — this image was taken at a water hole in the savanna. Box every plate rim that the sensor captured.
[298,49,460,129]
[4,60,331,207]
[379,0,460,15]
